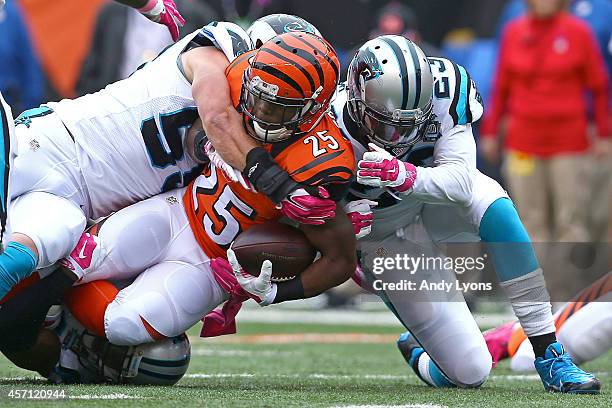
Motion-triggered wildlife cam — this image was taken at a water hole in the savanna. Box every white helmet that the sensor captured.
[51,311,191,385]
[247,14,321,48]
[347,35,434,151]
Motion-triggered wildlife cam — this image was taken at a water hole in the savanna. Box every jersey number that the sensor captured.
[304,131,339,158]
[428,58,450,99]
[141,108,200,192]
[196,168,256,247]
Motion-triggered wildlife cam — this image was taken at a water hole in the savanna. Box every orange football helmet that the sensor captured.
[239,32,340,143]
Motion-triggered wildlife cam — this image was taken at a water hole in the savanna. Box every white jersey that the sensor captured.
[332,57,483,239]
[47,22,253,218]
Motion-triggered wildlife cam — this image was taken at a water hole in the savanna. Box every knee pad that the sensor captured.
[11,192,86,268]
[452,343,492,388]
[104,301,155,346]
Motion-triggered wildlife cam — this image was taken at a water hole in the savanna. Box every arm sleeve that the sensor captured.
[582,25,610,138]
[480,26,512,137]
[409,124,477,206]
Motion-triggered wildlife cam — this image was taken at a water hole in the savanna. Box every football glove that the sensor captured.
[344,199,377,239]
[138,0,185,42]
[357,143,417,192]
[278,186,336,225]
[227,246,277,306]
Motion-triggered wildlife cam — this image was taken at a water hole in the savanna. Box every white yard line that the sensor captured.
[330,405,448,408]
[236,308,512,328]
[68,393,143,400]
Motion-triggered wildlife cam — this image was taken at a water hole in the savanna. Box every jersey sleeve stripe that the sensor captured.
[456,65,470,125]
[380,37,410,110]
[465,70,473,124]
[288,149,346,177]
[449,62,461,126]
[298,166,354,185]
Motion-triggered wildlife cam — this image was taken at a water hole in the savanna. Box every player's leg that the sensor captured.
[0,110,88,300]
[473,174,557,351]
[66,188,227,345]
[0,187,182,362]
[369,227,491,388]
[471,173,600,392]
[0,191,86,302]
[392,293,491,388]
[510,273,611,370]
[67,260,227,345]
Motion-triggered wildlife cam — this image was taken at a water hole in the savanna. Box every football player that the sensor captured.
[341,36,600,394]
[0,22,334,302]
[211,15,601,394]
[485,272,611,372]
[1,33,357,377]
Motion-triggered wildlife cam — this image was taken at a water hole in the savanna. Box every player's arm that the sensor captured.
[291,205,357,298]
[182,47,258,171]
[115,0,185,41]
[228,198,357,305]
[409,125,476,206]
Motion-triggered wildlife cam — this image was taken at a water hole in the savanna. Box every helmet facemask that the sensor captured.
[240,72,323,143]
[348,73,432,152]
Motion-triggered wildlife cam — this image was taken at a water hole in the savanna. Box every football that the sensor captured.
[232,221,317,282]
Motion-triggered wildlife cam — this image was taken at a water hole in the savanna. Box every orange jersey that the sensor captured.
[183,54,355,259]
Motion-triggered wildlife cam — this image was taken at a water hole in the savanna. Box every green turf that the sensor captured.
[0,322,609,407]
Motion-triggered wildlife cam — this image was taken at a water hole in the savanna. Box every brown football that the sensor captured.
[232,222,316,282]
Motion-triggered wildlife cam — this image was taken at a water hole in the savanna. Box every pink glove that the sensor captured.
[278,186,336,225]
[357,143,417,193]
[138,0,185,41]
[351,265,375,293]
[344,199,377,239]
[201,257,251,337]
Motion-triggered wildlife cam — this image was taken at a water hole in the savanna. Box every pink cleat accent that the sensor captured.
[483,321,516,367]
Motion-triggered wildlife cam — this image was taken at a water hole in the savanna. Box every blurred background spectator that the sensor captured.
[0,0,43,113]
[76,0,218,95]
[479,0,610,243]
[369,1,441,57]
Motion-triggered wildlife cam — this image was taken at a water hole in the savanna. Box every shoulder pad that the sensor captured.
[188,21,254,62]
[427,57,483,131]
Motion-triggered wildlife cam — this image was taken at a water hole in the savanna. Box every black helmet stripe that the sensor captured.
[281,38,324,87]
[289,33,339,80]
[274,38,323,90]
[380,37,409,110]
[259,47,316,93]
[251,62,305,97]
[406,42,422,110]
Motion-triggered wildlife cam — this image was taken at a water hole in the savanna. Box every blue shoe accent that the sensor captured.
[534,342,601,394]
[397,331,424,366]
[397,331,454,388]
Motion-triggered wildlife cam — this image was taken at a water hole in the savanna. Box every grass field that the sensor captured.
[0,321,609,407]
